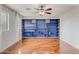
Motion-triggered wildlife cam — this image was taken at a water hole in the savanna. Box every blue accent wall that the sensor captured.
[22,19,59,38]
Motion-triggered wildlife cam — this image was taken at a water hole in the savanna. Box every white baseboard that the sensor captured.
[60,38,79,49]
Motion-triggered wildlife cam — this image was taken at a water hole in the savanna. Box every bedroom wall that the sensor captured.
[60,6,79,49]
[0,5,2,52]
[0,5,22,51]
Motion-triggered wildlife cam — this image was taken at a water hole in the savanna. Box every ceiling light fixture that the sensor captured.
[35,5,52,16]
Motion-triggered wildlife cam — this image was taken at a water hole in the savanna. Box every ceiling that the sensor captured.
[6,4,77,19]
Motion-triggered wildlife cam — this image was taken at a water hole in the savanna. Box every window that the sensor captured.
[0,11,9,31]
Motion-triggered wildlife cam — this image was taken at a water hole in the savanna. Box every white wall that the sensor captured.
[60,6,79,49]
[0,5,2,52]
[15,14,22,42]
[0,32,1,42]
[0,5,22,51]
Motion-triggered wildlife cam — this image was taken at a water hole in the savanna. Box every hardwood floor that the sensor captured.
[20,38,59,54]
[0,38,79,54]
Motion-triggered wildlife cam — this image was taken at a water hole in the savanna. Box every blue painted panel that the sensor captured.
[23,32,32,37]
[33,29,48,37]
[50,19,58,24]
[36,19,47,29]
[23,20,36,32]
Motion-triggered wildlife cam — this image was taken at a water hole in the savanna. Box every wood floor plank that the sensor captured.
[0,38,79,54]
